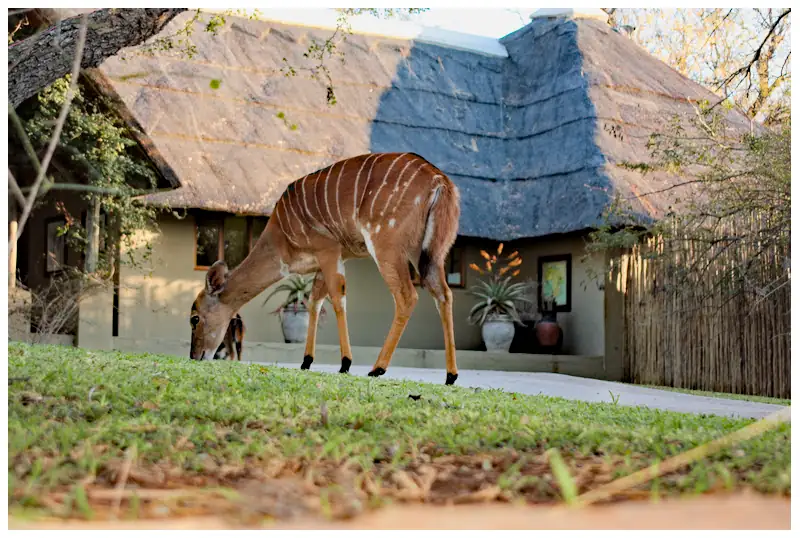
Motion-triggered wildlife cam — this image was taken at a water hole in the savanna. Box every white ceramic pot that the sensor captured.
[281,307,310,343]
[481,315,515,352]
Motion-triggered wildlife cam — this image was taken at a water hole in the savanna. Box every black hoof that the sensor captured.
[368,367,386,377]
[445,372,458,385]
[301,355,313,370]
[339,357,352,374]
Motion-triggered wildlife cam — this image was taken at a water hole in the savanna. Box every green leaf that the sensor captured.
[209,79,222,90]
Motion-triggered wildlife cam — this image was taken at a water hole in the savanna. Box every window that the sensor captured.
[537,254,572,312]
[195,218,222,268]
[44,217,66,274]
[410,245,466,289]
[194,214,269,270]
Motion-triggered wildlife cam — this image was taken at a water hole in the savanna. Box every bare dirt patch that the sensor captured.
[10,450,788,527]
[11,492,790,530]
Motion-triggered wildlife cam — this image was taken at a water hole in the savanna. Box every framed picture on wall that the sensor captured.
[537,254,572,312]
[45,217,66,274]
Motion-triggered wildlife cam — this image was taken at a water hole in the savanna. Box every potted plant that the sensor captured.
[262,275,324,343]
[535,295,564,353]
[467,244,530,352]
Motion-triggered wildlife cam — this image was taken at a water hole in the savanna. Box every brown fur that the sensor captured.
[189,153,460,384]
[213,313,245,361]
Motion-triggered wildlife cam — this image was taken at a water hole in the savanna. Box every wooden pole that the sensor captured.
[84,198,101,273]
[9,201,18,288]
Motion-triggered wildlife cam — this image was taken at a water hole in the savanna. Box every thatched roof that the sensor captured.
[98,11,752,240]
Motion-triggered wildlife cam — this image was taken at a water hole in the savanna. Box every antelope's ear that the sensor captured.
[206,260,229,296]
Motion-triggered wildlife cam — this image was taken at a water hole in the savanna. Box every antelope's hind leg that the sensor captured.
[368,251,418,378]
[421,264,458,385]
[301,272,327,370]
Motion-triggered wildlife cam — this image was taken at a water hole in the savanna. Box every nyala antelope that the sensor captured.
[189,152,461,385]
[211,313,245,361]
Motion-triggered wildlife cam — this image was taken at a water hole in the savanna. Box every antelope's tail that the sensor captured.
[418,176,460,281]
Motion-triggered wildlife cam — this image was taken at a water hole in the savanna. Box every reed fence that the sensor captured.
[617,226,790,399]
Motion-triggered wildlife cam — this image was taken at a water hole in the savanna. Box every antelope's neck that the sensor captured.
[220,240,282,310]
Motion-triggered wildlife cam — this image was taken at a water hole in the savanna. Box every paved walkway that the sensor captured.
[267,362,786,420]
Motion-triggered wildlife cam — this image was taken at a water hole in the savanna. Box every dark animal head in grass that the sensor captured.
[190,261,235,360]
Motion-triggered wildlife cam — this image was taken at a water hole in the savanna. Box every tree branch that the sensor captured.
[7,170,27,208]
[11,14,88,255]
[717,8,790,92]
[8,8,187,108]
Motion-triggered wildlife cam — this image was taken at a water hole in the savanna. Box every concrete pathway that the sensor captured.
[265,362,786,420]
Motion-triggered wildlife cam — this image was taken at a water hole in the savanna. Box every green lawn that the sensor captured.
[641,385,790,407]
[8,343,791,523]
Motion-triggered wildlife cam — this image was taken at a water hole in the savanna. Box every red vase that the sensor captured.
[535,312,563,353]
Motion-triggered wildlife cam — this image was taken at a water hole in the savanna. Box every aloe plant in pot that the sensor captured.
[262,275,326,343]
[467,244,530,352]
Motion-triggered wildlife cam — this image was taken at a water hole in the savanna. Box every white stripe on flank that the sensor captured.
[352,154,376,221]
[312,171,336,239]
[301,172,332,239]
[393,161,429,214]
[284,181,310,244]
[380,157,419,217]
[334,158,350,238]
[276,202,302,248]
[322,162,339,240]
[369,153,407,219]
[356,154,382,224]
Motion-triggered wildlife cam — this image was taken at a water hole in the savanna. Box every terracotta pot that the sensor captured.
[281,307,309,343]
[482,315,515,352]
[535,315,563,353]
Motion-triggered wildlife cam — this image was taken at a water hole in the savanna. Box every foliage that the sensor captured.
[7,343,791,522]
[262,274,319,314]
[22,75,162,275]
[605,8,791,124]
[589,104,790,305]
[467,244,529,325]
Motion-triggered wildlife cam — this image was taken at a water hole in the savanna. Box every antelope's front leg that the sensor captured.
[317,250,354,374]
[301,273,327,370]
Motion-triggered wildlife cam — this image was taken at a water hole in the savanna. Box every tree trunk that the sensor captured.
[8,8,187,108]
[84,198,101,274]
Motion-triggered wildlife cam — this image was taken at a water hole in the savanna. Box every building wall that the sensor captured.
[116,214,606,357]
[18,191,87,291]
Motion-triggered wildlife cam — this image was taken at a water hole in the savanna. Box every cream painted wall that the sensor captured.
[118,215,606,356]
[459,236,606,356]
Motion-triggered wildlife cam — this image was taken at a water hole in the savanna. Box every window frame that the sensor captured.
[193,216,224,271]
[537,253,572,313]
[194,214,268,271]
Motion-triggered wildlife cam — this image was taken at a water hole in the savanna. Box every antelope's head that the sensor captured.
[190,261,235,360]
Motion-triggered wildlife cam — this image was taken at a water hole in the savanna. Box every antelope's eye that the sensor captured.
[190,315,200,327]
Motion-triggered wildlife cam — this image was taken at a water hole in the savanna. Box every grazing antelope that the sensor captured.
[211,313,245,361]
[189,153,461,385]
